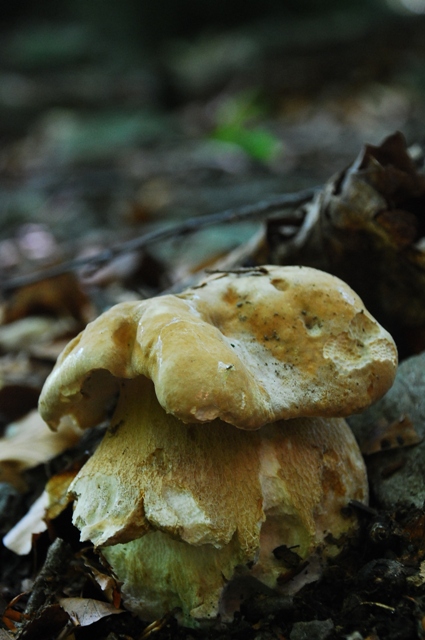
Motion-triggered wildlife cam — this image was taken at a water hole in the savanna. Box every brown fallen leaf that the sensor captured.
[0,410,81,474]
[8,603,69,640]
[361,415,423,456]
[45,468,78,521]
[58,597,123,627]
[0,316,79,353]
[399,508,425,558]
[325,131,425,353]
[268,131,425,357]
[0,353,50,423]
[80,553,122,607]
[2,272,94,326]
[27,337,75,362]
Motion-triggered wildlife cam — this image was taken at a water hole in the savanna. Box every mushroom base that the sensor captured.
[101,527,331,626]
[69,377,368,623]
[102,530,248,623]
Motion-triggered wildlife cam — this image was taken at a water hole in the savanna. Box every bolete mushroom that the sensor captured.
[38,266,397,624]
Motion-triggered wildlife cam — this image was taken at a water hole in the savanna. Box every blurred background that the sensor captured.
[0,0,425,286]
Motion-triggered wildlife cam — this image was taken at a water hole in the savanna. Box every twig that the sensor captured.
[163,228,268,293]
[25,538,74,615]
[204,266,270,274]
[2,186,319,293]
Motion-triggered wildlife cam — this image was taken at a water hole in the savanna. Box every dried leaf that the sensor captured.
[2,273,94,325]
[0,410,81,470]
[269,132,425,356]
[79,249,142,287]
[0,316,79,352]
[0,460,27,490]
[400,509,425,557]
[407,559,425,588]
[374,209,418,250]
[0,353,52,423]
[361,415,423,456]
[58,597,123,627]
[45,469,78,521]
[27,337,73,362]
[419,560,425,582]
[2,491,48,555]
[12,603,69,640]
[319,133,425,351]
[0,352,49,388]
[79,554,119,603]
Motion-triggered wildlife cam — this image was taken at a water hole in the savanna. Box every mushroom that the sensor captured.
[38,266,397,624]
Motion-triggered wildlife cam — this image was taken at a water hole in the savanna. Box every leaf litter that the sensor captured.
[2,10,425,638]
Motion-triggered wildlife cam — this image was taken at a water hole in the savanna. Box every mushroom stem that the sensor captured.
[102,529,247,623]
[70,375,266,552]
[68,376,367,622]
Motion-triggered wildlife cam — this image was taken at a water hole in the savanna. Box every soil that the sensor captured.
[1,4,425,639]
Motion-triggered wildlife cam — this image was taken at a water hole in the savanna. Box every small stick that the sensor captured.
[2,186,319,293]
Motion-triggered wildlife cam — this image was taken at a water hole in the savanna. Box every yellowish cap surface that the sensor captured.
[39,265,397,431]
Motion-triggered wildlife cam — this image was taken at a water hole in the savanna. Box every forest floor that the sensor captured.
[1,6,425,639]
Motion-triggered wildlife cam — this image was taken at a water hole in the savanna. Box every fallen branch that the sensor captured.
[2,186,319,293]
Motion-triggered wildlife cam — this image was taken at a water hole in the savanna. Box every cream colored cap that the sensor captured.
[39,265,397,430]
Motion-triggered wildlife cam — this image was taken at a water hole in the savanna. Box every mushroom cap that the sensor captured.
[39,265,397,431]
